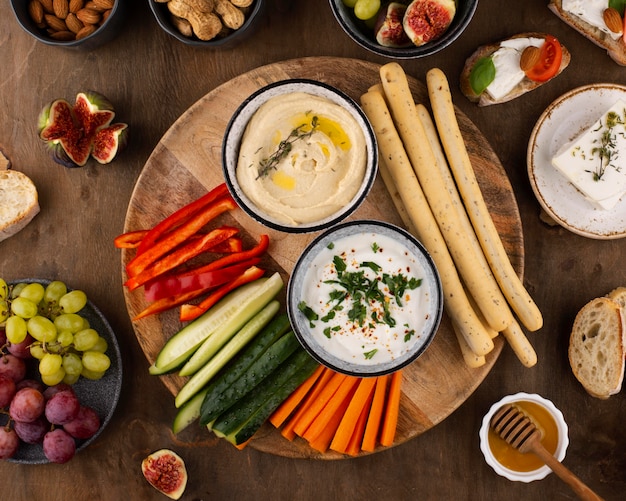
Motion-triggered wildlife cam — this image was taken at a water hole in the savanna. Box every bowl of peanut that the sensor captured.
[10,0,127,49]
[148,0,265,47]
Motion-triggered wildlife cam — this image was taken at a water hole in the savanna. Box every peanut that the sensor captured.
[167,0,222,40]
[214,0,244,29]
[229,0,252,7]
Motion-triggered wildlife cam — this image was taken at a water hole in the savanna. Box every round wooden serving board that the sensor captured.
[122,57,523,459]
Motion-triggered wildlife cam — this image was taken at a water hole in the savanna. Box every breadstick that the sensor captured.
[377,156,418,236]
[452,320,486,368]
[426,67,543,332]
[360,88,493,357]
[501,319,537,368]
[379,62,512,333]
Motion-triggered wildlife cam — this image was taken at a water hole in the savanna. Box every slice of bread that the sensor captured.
[0,169,40,243]
[568,297,626,399]
[548,0,626,66]
[460,32,571,106]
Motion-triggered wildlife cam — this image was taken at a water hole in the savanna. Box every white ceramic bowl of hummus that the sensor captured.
[222,79,378,233]
[287,220,443,376]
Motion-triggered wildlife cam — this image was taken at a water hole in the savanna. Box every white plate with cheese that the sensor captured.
[527,83,626,239]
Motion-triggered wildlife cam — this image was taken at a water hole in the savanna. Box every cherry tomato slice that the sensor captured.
[525,35,562,83]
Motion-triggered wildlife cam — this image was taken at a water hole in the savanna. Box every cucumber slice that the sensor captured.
[198,313,291,425]
[202,330,301,426]
[172,387,209,434]
[232,353,319,445]
[178,298,280,378]
[154,273,282,371]
[216,349,319,444]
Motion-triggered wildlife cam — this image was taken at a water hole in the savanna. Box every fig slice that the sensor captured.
[141,449,188,500]
[374,2,412,48]
[403,0,456,47]
[38,91,128,168]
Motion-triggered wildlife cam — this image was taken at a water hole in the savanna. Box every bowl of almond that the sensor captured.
[10,0,126,49]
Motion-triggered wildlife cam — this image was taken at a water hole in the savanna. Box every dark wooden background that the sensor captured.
[1,0,625,499]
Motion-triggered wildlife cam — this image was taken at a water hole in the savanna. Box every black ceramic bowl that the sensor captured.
[329,0,478,59]
[148,0,265,48]
[287,220,443,376]
[222,79,378,234]
[10,0,126,50]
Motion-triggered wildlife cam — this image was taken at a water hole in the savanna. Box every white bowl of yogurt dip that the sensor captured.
[222,79,378,233]
[287,220,443,376]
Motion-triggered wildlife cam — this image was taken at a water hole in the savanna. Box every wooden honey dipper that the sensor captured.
[490,404,604,501]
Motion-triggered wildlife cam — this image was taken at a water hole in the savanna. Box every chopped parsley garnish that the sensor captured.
[364,349,378,360]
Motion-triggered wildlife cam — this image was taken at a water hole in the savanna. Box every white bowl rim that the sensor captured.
[221,78,378,234]
[287,219,444,376]
[479,392,569,483]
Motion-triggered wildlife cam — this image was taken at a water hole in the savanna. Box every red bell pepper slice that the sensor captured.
[125,195,237,279]
[133,288,208,321]
[136,183,230,256]
[143,257,261,303]
[114,230,148,249]
[198,234,270,272]
[125,226,239,291]
[179,266,266,322]
[210,236,243,254]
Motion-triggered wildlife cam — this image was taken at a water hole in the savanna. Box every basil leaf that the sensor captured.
[469,56,496,96]
[610,0,626,16]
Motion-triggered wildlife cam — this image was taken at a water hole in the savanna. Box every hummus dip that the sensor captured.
[235,92,367,226]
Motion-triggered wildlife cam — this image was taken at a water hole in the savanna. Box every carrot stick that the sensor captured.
[330,377,377,454]
[380,370,403,447]
[280,367,335,441]
[269,365,324,428]
[361,374,389,452]
[302,375,359,443]
[345,391,375,456]
[293,371,347,437]
[307,390,353,453]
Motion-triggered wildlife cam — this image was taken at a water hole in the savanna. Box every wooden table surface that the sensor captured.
[1,1,625,499]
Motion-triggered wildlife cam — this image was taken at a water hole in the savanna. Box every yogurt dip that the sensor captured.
[295,229,436,369]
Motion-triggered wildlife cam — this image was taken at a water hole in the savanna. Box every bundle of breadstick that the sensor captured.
[360,63,542,368]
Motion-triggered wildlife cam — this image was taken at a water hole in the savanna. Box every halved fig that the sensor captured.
[38,91,128,168]
[141,449,188,500]
[403,0,456,47]
[374,2,412,48]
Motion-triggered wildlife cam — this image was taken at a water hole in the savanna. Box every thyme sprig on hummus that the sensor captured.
[255,114,319,179]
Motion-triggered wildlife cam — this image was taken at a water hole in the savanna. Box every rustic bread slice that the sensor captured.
[548,0,626,66]
[568,297,625,399]
[0,169,40,243]
[460,32,571,106]
[607,286,626,311]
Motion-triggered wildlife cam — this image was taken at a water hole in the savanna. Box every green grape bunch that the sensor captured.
[0,278,111,386]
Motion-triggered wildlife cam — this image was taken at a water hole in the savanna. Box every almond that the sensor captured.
[65,12,84,33]
[76,7,101,24]
[44,13,68,32]
[50,30,75,41]
[93,0,114,10]
[69,0,84,13]
[519,46,541,72]
[75,24,97,40]
[28,0,44,24]
[39,0,54,14]
[53,0,69,19]
[603,7,623,34]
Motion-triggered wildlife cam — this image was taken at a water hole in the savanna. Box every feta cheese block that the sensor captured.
[486,37,545,101]
[552,99,626,210]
